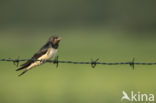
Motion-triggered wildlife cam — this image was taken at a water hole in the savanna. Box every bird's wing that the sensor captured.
[18,49,47,69]
[16,47,48,71]
[21,48,48,67]
[16,42,50,71]
[21,43,50,67]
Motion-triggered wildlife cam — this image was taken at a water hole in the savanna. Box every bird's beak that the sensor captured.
[54,37,62,44]
[57,37,62,41]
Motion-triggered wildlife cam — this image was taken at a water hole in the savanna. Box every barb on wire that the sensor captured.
[91,58,99,68]
[129,57,135,70]
[12,56,20,67]
[1,57,156,69]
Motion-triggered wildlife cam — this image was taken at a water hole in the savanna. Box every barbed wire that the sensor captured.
[1,56,156,69]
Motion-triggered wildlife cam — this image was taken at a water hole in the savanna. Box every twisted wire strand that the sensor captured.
[0,57,156,69]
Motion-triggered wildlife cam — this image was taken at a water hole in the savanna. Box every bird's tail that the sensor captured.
[16,66,25,71]
[18,70,28,76]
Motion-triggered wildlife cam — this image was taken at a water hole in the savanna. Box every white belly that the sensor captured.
[39,48,57,60]
[26,48,57,70]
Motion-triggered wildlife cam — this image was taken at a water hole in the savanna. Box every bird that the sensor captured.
[16,36,61,76]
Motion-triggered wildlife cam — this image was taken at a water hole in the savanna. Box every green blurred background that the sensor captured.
[0,0,156,103]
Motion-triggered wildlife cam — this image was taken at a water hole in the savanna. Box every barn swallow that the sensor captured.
[16,36,61,76]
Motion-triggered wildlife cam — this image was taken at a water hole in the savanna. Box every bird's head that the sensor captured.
[48,36,61,48]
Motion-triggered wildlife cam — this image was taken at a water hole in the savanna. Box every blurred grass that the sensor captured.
[0,27,156,103]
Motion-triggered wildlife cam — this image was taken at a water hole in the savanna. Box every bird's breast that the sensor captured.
[47,48,58,59]
[38,48,57,61]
